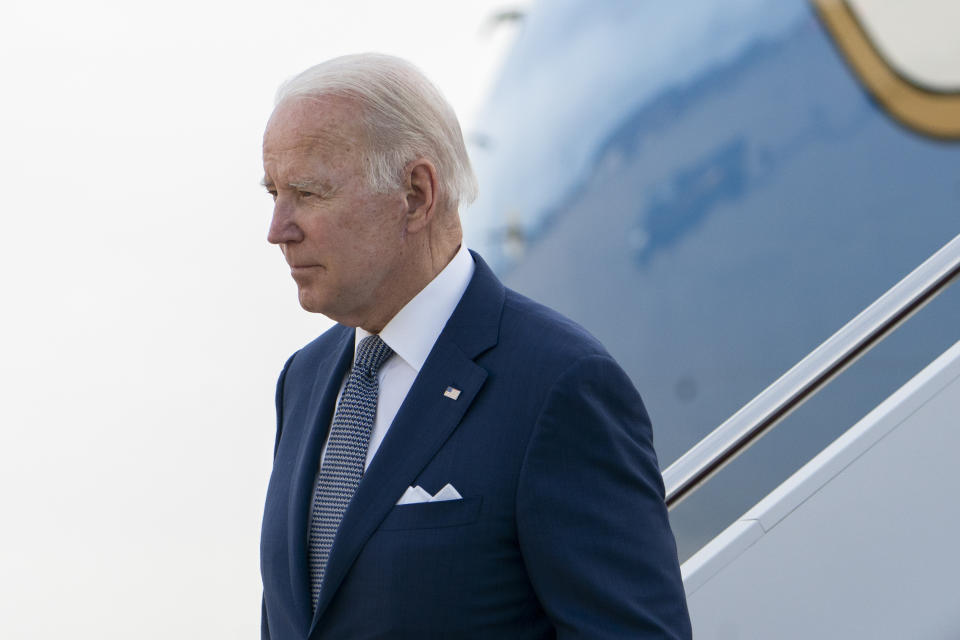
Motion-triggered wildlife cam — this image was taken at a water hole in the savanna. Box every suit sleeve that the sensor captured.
[261,596,270,640]
[262,352,297,640]
[516,354,692,639]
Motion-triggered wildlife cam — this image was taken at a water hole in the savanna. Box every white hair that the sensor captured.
[275,53,478,210]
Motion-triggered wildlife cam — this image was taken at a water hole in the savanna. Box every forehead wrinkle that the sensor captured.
[299,129,352,155]
[265,121,357,163]
[263,130,349,162]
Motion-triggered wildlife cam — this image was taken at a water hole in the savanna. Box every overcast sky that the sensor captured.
[0,2,522,637]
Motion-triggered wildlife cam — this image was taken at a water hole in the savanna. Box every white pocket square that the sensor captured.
[396,483,462,505]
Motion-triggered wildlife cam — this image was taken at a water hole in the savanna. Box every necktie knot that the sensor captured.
[354,335,393,377]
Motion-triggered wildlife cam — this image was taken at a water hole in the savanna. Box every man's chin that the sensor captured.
[297,296,327,314]
[295,287,329,314]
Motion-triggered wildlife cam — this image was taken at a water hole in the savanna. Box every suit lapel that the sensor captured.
[309,252,505,630]
[288,326,354,628]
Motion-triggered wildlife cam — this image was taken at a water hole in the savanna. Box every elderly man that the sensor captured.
[260,53,691,639]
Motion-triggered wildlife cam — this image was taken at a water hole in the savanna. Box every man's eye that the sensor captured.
[267,190,278,201]
[298,190,316,199]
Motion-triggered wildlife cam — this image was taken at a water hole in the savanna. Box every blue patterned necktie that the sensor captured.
[308,334,394,612]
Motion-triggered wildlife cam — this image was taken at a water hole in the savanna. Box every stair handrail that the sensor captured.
[664,232,960,508]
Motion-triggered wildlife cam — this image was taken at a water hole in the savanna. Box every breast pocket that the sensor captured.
[379,496,483,531]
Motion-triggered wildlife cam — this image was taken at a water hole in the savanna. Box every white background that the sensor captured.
[0,1,521,637]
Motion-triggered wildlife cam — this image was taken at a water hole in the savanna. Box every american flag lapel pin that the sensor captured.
[443,386,461,400]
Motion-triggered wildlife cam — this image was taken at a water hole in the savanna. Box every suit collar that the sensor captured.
[441,250,504,359]
[307,251,504,633]
[358,242,476,372]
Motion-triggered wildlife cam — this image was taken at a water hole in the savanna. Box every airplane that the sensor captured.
[465,0,960,636]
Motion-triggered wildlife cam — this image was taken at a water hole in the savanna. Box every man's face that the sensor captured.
[263,95,407,324]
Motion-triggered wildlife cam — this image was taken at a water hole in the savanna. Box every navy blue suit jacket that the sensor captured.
[261,253,691,639]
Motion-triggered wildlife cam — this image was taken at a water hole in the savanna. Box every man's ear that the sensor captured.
[403,158,438,233]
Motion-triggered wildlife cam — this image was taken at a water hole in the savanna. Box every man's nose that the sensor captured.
[267,199,304,245]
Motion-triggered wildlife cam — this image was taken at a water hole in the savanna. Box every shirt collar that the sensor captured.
[355,244,475,372]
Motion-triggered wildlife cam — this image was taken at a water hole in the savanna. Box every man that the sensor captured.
[260,53,691,639]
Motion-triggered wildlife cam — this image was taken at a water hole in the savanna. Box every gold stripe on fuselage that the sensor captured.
[812,0,960,140]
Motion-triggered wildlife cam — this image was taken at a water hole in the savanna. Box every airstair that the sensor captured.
[673,234,960,638]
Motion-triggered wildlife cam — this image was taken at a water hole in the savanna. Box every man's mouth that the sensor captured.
[290,264,323,274]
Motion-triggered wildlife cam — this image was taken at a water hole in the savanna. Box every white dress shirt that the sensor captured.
[320,244,475,471]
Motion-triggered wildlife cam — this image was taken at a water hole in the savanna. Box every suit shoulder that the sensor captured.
[500,288,611,367]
